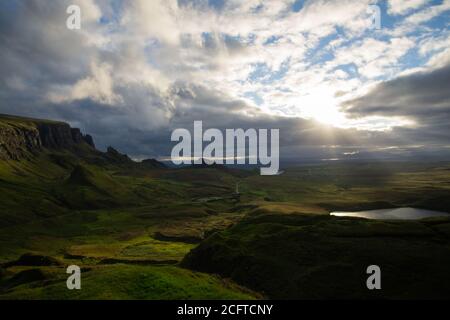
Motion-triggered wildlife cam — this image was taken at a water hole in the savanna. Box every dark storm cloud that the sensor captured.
[342,63,450,147]
[0,1,98,99]
[344,63,450,125]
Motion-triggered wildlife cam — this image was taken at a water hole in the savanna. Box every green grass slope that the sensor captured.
[182,212,450,299]
[0,264,258,300]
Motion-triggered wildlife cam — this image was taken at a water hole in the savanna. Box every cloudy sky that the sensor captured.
[0,0,449,162]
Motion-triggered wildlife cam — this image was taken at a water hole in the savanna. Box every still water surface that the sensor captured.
[330,207,449,220]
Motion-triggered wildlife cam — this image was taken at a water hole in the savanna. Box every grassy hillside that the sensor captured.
[239,162,450,212]
[0,264,258,300]
[182,212,450,299]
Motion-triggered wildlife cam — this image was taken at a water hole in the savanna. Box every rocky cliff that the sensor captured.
[0,114,96,160]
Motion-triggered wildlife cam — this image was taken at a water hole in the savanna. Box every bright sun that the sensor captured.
[297,88,347,126]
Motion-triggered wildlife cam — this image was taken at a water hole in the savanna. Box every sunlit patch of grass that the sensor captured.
[66,236,195,262]
[0,265,259,300]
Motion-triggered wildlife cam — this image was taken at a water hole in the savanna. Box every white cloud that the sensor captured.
[404,0,450,24]
[388,0,430,16]
[331,37,415,78]
[49,61,122,105]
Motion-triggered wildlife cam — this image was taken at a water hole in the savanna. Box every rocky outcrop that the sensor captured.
[0,125,42,160]
[105,146,133,164]
[0,114,166,169]
[37,123,95,149]
[83,134,95,148]
[70,128,95,148]
[0,114,96,160]
[104,147,167,168]
[37,123,75,149]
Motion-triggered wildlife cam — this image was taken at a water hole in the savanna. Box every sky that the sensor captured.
[0,0,449,162]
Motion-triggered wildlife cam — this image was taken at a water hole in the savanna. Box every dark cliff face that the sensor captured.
[70,128,95,148]
[83,134,95,148]
[0,124,42,160]
[0,114,165,168]
[37,124,95,149]
[0,114,96,160]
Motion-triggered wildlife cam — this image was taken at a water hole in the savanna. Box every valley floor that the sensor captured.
[1,161,450,299]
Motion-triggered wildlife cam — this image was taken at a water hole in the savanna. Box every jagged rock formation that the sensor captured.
[70,128,95,148]
[105,146,133,164]
[0,114,95,160]
[83,134,95,148]
[0,113,166,169]
[0,123,42,160]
